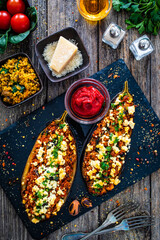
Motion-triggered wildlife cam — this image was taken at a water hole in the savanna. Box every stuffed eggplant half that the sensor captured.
[21,113,77,224]
[82,81,135,195]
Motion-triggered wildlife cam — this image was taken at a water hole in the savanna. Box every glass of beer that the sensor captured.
[77,0,112,21]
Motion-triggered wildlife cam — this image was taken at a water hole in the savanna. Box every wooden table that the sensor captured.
[0,1,160,239]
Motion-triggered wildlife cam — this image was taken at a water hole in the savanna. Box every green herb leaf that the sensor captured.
[113,0,160,35]
[0,67,9,74]
[94,183,103,189]
[114,137,119,144]
[59,124,65,129]
[100,161,109,170]
[0,27,11,54]
[106,146,112,151]
[109,133,113,140]
[115,124,119,132]
[111,103,115,109]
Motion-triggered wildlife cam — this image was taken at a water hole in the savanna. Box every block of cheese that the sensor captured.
[50,36,78,73]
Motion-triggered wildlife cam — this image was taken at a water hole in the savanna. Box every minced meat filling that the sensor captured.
[83,92,135,196]
[22,122,76,224]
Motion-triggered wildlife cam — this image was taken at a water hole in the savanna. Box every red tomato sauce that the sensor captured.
[71,86,104,117]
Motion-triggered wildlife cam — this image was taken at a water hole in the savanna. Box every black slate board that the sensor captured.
[0,59,159,239]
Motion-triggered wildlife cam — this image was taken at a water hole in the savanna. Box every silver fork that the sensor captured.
[62,216,154,240]
[79,201,138,240]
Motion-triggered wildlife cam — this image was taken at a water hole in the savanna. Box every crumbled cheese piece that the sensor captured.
[61,141,67,151]
[96,143,106,153]
[121,136,131,145]
[128,105,135,115]
[112,163,116,168]
[57,189,64,195]
[112,145,120,154]
[125,126,130,133]
[86,144,93,152]
[87,169,97,179]
[128,120,135,129]
[36,147,44,160]
[35,176,45,185]
[32,218,39,224]
[90,160,100,169]
[32,185,39,192]
[48,193,56,205]
[32,162,38,166]
[115,98,120,105]
[123,119,129,126]
[121,146,128,152]
[68,134,73,141]
[56,199,64,211]
[110,168,116,177]
[63,124,68,132]
[58,152,65,165]
[59,168,66,180]
[114,177,121,185]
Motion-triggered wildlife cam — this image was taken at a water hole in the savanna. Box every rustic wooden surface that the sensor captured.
[0,0,160,239]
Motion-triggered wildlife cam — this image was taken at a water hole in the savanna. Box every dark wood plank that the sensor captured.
[98,8,151,240]
[46,1,99,239]
[150,32,160,240]
[0,0,48,239]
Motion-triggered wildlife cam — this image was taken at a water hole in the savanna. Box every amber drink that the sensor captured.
[77,0,112,21]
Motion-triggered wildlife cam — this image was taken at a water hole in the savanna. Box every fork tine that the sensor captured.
[128,219,153,227]
[112,202,138,216]
[129,221,155,230]
[114,203,139,220]
[112,201,135,212]
[127,216,152,221]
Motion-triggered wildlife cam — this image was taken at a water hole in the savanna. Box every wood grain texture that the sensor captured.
[0,1,159,240]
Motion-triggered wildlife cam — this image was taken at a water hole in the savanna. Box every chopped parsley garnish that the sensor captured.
[103,152,110,161]
[114,137,119,144]
[118,112,123,121]
[52,148,58,158]
[109,133,113,140]
[100,161,109,170]
[115,124,119,132]
[94,183,103,189]
[36,191,43,199]
[112,122,115,126]
[52,135,64,158]
[42,181,47,187]
[106,146,112,151]
[59,124,65,129]
[111,103,115,109]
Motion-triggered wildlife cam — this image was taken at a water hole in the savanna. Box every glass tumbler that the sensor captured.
[77,0,112,21]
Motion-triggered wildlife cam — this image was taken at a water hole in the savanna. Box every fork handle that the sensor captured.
[79,220,111,240]
[61,224,124,240]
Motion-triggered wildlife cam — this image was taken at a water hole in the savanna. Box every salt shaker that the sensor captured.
[102,23,126,49]
[129,35,154,60]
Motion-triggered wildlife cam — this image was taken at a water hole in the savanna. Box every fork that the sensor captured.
[61,202,138,240]
[79,201,138,240]
[62,215,154,240]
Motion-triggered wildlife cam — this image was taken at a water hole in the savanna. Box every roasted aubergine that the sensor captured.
[21,114,77,224]
[82,81,135,195]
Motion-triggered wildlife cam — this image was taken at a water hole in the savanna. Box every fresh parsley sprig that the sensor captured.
[113,0,160,35]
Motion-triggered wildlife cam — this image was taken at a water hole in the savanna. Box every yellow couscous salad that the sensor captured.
[0,56,41,105]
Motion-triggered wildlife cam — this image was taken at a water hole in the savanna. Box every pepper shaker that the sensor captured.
[102,23,126,49]
[129,35,154,60]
